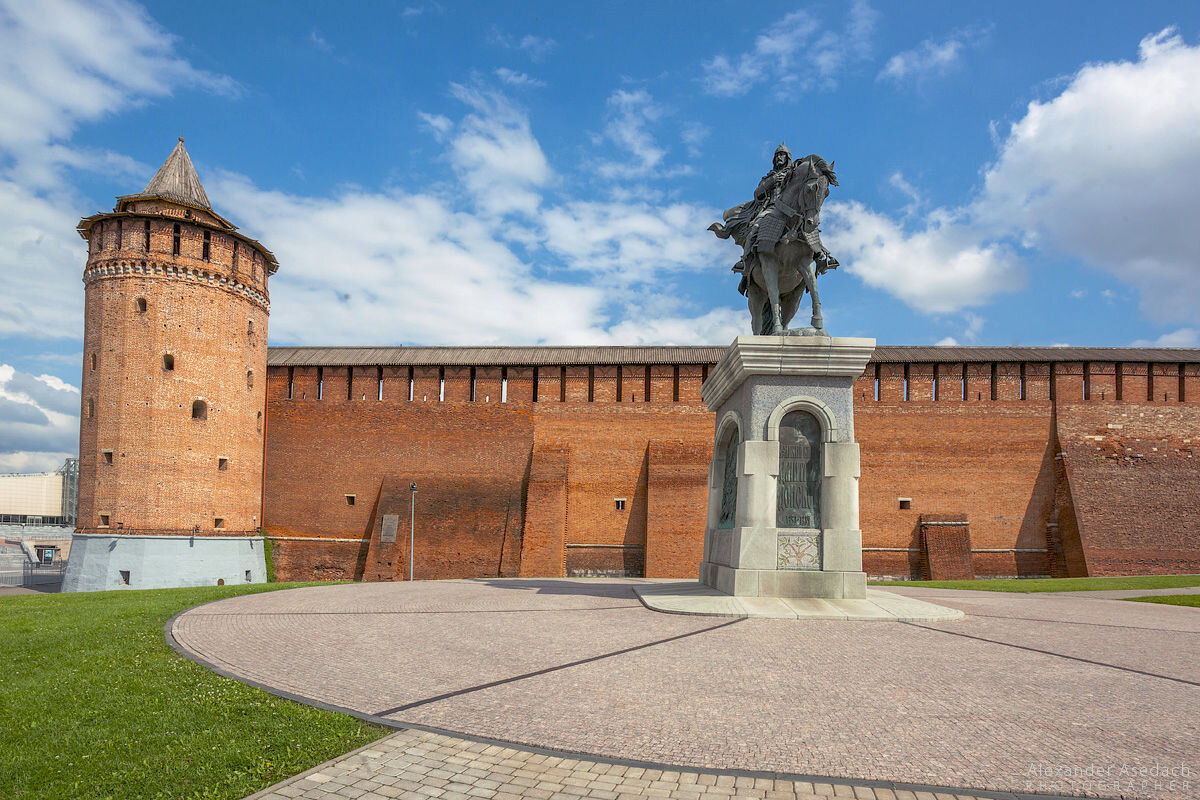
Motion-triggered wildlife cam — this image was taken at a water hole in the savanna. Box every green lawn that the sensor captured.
[868,574,1200,592]
[0,584,389,800]
[1124,594,1200,607]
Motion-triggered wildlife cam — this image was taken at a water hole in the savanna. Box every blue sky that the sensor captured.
[2,0,1200,470]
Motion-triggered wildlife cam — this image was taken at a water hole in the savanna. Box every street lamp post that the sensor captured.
[409,482,417,582]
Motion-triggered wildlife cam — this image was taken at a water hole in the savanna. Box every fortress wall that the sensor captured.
[855,400,1056,578]
[262,396,533,582]
[260,357,1200,582]
[1056,403,1200,576]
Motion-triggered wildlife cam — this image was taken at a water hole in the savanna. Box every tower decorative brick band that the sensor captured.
[63,140,279,592]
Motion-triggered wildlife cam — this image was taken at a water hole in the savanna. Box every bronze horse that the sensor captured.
[711,155,838,335]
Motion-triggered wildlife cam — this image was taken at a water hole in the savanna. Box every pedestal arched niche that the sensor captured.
[776,409,822,569]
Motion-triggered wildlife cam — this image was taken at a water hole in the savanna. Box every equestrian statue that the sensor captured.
[709,143,839,336]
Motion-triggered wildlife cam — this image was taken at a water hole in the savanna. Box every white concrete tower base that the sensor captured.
[61,533,267,592]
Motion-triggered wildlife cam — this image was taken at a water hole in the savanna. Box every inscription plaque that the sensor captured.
[381,514,399,543]
[777,410,821,529]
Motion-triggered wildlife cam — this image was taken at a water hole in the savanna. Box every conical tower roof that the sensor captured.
[124,138,212,210]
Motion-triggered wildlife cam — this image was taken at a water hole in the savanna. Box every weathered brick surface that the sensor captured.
[1056,402,1200,575]
[646,440,710,578]
[856,401,1056,578]
[245,359,1200,582]
[362,476,522,581]
[919,514,974,580]
[263,399,532,581]
[77,203,270,536]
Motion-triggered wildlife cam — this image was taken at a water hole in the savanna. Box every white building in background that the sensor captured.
[0,459,78,527]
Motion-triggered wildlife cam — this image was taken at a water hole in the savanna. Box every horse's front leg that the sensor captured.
[802,258,823,330]
[747,282,767,335]
[760,252,786,333]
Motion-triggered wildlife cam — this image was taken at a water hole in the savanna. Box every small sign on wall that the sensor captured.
[381,514,399,544]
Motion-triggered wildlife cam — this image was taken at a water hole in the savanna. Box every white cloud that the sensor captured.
[494,68,545,89]
[680,122,709,159]
[824,200,1019,313]
[541,200,726,282]
[490,31,556,62]
[309,30,332,53]
[0,363,78,470]
[430,84,552,217]
[935,336,959,346]
[213,173,609,346]
[1132,328,1199,347]
[0,0,235,341]
[0,0,235,184]
[975,28,1200,324]
[595,90,667,179]
[703,1,877,97]
[879,36,963,83]
[828,28,1200,326]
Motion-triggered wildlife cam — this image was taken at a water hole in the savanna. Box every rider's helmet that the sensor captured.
[773,142,792,166]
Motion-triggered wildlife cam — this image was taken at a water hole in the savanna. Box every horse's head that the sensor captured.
[782,154,837,219]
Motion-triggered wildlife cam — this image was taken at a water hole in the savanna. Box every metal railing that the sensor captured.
[0,561,66,588]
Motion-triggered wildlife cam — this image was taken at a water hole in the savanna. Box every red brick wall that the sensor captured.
[262,398,533,581]
[78,210,270,536]
[855,399,1056,578]
[919,515,974,580]
[256,358,1200,582]
[646,440,710,578]
[1056,403,1200,575]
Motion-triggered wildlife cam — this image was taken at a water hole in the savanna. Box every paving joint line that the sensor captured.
[902,621,1200,687]
[166,597,1123,800]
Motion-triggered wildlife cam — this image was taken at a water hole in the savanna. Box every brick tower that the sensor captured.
[63,140,278,591]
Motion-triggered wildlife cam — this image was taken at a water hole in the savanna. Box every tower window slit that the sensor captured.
[903,364,910,402]
[143,220,150,251]
[439,367,445,402]
[932,363,939,402]
[347,368,353,401]
[247,370,253,389]
[874,363,880,401]
[560,366,567,402]
[990,363,998,401]
[287,366,294,400]
[532,367,539,403]
[501,366,508,403]
[378,366,384,400]
[90,353,96,371]
[116,219,122,249]
[643,365,651,403]
[202,230,210,261]
[961,363,968,401]
[408,366,414,401]
[172,224,181,256]
[1020,363,1027,401]
[1179,363,1187,403]
[1146,362,1154,401]
[191,399,207,420]
[470,367,477,402]
[317,367,324,400]
[673,365,680,402]
[587,366,594,402]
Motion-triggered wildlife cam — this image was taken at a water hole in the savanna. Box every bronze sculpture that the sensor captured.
[710,143,839,335]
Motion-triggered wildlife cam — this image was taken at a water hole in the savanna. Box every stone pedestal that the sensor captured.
[698,335,875,599]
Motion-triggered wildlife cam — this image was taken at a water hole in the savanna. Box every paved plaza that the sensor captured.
[167,579,1199,800]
